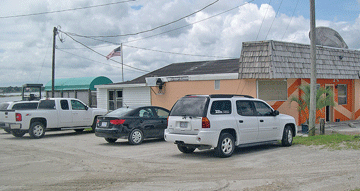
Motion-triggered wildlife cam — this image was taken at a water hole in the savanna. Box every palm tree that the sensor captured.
[290,85,335,136]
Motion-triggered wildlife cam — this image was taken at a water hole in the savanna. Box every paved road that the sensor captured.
[1,130,360,191]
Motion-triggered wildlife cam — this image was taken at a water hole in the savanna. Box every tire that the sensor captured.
[177,145,196,153]
[91,116,98,132]
[74,129,84,133]
[11,130,26,137]
[29,122,46,139]
[105,138,117,143]
[215,133,235,158]
[281,125,293,147]
[128,129,144,145]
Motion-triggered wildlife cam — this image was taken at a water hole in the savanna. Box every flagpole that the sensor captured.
[121,43,124,82]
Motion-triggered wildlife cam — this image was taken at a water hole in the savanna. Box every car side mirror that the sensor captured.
[273,110,279,116]
[85,106,89,110]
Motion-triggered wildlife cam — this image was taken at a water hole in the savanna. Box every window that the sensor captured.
[236,101,255,116]
[258,80,287,101]
[109,90,123,110]
[170,96,208,117]
[154,108,169,118]
[71,100,86,110]
[12,103,38,110]
[215,80,220,90]
[210,101,231,115]
[60,100,69,110]
[337,84,347,105]
[138,108,154,118]
[38,100,56,109]
[253,101,273,116]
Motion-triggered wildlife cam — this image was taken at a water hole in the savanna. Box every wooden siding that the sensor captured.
[239,40,360,79]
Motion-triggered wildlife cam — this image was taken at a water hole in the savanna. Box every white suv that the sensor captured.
[164,95,297,158]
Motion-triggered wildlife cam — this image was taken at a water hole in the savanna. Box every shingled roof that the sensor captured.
[239,40,360,79]
[113,58,240,85]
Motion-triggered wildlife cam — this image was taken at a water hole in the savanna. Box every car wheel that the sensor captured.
[177,145,196,153]
[281,125,293,146]
[128,129,144,145]
[105,138,117,143]
[11,130,26,137]
[215,133,235,158]
[29,122,46,139]
[74,129,84,133]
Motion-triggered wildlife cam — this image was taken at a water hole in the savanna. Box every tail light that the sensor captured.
[16,113,22,121]
[167,116,169,127]
[110,119,125,125]
[202,117,210,128]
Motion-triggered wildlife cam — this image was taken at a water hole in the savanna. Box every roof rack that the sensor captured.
[209,94,254,98]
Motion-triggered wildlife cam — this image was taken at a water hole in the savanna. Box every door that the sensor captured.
[325,85,334,122]
[253,101,279,141]
[152,107,169,137]
[70,100,91,126]
[58,100,73,126]
[235,100,258,144]
[137,107,158,137]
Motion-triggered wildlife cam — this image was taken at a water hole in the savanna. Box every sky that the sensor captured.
[0,0,360,87]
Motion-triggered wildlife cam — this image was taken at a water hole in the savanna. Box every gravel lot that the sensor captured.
[1,130,360,191]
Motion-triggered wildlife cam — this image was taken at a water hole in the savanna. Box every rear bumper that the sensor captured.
[1,123,21,130]
[95,128,128,139]
[164,129,219,148]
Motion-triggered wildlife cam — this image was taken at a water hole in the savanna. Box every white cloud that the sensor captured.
[0,0,359,87]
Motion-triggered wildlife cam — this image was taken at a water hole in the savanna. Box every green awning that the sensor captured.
[44,76,112,91]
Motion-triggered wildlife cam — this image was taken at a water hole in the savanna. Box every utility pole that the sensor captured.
[309,0,317,136]
[51,27,57,98]
[121,43,124,82]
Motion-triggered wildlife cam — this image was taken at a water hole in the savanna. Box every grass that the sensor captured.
[293,134,360,150]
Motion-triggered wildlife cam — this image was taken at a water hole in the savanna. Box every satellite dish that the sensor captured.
[309,27,348,49]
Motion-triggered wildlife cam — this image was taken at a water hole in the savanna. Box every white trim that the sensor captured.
[95,83,147,89]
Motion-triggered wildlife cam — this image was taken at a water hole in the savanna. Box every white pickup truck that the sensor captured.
[1,98,108,139]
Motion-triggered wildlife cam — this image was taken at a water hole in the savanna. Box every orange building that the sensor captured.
[97,40,360,126]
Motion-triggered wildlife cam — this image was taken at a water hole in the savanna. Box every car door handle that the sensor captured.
[239,120,243,123]
[260,120,264,122]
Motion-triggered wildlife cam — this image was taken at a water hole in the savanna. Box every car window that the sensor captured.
[12,102,38,110]
[60,100,69,110]
[170,96,208,117]
[138,108,154,118]
[38,100,56,109]
[71,100,87,110]
[210,100,232,115]
[106,107,133,117]
[154,108,169,118]
[0,103,10,110]
[236,101,255,116]
[254,101,273,116]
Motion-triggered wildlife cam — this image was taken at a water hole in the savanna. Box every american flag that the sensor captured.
[106,46,121,60]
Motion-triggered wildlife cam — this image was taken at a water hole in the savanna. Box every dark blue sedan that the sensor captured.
[95,106,170,145]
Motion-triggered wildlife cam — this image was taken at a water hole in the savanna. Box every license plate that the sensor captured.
[180,122,188,128]
[100,122,108,127]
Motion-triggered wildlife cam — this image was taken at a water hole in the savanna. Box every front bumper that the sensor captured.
[164,129,220,148]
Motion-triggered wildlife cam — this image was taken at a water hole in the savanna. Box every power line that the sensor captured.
[56,48,148,74]
[0,0,135,19]
[63,0,219,38]
[123,44,237,59]
[265,0,284,40]
[61,31,150,73]
[256,0,272,41]
[281,0,300,40]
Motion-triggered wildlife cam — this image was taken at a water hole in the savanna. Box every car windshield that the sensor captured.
[106,107,133,117]
[170,96,208,117]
